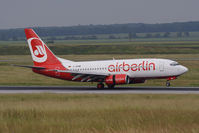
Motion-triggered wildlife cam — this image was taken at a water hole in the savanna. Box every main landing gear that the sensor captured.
[97,83,104,89]
[107,84,115,89]
[97,83,115,89]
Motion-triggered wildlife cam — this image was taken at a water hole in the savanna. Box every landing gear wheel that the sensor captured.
[107,84,115,89]
[166,81,170,87]
[97,83,104,89]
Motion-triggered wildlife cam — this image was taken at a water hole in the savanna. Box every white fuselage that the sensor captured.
[60,58,188,79]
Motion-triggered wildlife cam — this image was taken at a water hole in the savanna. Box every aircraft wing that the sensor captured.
[50,69,109,82]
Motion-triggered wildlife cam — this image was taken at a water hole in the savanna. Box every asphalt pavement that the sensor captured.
[0,86,198,94]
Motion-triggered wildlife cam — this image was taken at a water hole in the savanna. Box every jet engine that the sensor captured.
[105,74,129,85]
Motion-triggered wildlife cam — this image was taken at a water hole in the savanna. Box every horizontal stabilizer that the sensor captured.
[13,65,46,69]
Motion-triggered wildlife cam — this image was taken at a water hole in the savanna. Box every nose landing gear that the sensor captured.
[166,80,170,87]
[166,76,176,87]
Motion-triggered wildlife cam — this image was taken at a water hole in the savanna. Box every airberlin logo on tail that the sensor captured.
[28,38,47,63]
[34,46,45,57]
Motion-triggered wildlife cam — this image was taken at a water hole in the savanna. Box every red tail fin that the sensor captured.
[24,29,65,69]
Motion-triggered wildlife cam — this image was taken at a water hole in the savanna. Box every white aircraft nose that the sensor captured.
[181,66,188,74]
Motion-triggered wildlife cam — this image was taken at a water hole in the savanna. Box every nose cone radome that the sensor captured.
[180,66,188,74]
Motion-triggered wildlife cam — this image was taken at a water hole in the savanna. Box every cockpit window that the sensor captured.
[170,61,180,66]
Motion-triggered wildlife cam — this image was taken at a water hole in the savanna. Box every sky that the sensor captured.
[0,0,199,29]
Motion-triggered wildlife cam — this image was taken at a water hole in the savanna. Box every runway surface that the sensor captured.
[0,86,199,94]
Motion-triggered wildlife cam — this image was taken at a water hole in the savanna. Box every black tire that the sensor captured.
[166,81,170,87]
[97,83,104,89]
[107,84,115,89]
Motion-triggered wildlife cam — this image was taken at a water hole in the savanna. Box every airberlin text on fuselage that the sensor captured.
[108,61,155,72]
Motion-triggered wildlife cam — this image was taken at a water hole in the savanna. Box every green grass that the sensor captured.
[0,40,199,55]
[0,54,198,86]
[0,94,199,133]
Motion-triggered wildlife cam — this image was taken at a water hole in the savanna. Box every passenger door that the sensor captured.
[159,62,164,72]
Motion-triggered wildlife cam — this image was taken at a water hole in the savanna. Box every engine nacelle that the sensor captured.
[105,74,129,85]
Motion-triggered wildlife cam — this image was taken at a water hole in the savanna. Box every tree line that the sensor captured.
[0,21,198,41]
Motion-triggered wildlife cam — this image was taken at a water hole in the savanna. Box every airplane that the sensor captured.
[20,28,188,89]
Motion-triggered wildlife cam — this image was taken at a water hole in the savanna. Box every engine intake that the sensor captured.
[105,74,129,85]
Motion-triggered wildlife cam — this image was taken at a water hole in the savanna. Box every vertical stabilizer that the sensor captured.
[24,29,65,69]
